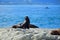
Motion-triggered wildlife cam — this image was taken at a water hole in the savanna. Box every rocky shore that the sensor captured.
[0,28,60,40]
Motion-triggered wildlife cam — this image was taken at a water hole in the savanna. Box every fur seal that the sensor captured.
[12,16,30,29]
[51,29,60,35]
[12,16,39,29]
[12,24,38,29]
[21,16,30,29]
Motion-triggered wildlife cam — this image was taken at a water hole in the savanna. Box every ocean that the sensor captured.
[0,5,60,28]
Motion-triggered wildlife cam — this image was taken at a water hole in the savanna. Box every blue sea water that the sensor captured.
[0,5,60,28]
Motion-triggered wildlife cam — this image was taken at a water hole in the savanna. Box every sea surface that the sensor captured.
[0,5,60,28]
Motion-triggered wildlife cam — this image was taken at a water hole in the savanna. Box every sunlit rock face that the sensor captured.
[0,28,60,40]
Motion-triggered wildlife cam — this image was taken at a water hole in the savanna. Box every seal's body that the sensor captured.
[12,23,22,28]
[21,16,30,29]
[51,29,60,35]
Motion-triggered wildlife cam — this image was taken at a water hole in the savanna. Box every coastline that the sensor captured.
[0,28,60,40]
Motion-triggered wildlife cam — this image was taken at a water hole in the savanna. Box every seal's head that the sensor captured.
[25,16,30,23]
[25,16,29,20]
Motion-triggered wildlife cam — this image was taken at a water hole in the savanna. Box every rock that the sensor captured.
[45,7,49,9]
